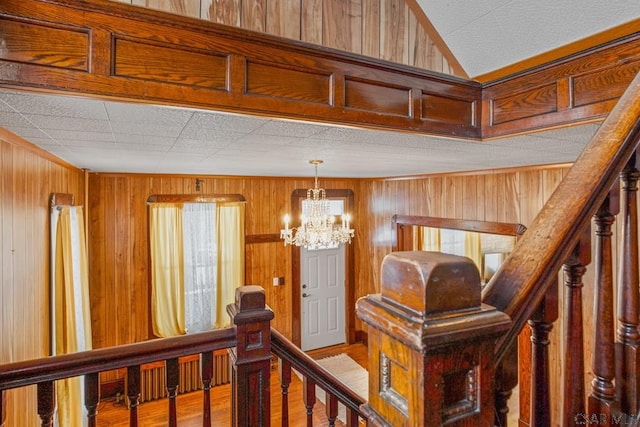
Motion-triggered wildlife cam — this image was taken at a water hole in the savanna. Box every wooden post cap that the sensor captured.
[381,251,481,316]
[235,285,266,311]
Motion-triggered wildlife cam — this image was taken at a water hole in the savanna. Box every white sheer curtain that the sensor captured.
[182,203,217,333]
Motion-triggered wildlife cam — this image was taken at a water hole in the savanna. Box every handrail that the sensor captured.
[482,70,640,364]
[0,327,236,391]
[270,327,368,418]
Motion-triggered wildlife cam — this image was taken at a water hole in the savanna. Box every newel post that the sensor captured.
[227,285,274,427]
[357,252,511,426]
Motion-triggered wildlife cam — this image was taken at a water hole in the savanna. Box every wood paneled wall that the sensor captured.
[88,166,570,345]
[88,173,358,347]
[115,0,458,76]
[0,129,85,426]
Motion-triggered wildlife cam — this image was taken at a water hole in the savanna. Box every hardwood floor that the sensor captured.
[96,343,367,426]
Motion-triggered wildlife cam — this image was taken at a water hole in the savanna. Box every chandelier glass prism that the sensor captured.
[280,160,354,249]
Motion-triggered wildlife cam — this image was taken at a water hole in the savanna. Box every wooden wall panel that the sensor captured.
[0,128,84,426]
[0,0,480,140]
[117,0,458,77]
[483,34,640,138]
[87,173,358,348]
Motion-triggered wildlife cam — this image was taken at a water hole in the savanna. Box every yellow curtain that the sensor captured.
[216,202,245,328]
[53,206,92,427]
[464,231,483,275]
[420,226,441,251]
[149,204,186,337]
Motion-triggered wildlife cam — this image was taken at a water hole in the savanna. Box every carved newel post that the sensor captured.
[227,285,274,427]
[357,252,511,426]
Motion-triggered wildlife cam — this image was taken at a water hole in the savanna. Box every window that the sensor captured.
[148,194,245,337]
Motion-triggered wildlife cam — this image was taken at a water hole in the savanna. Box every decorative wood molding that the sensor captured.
[0,0,481,140]
[245,233,280,244]
[146,194,245,204]
[50,193,75,207]
[482,32,640,138]
[1,0,639,148]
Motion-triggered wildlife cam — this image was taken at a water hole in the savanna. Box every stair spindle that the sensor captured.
[127,365,141,427]
[278,358,291,427]
[588,190,620,419]
[616,154,640,415]
[37,381,55,427]
[562,230,590,426]
[84,373,100,427]
[528,279,558,427]
[166,357,179,427]
[201,351,213,427]
[0,389,5,427]
[325,393,338,426]
[303,377,316,427]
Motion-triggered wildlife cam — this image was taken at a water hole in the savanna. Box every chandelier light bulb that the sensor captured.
[280,160,354,249]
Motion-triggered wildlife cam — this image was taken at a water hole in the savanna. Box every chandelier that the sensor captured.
[280,160,354,249]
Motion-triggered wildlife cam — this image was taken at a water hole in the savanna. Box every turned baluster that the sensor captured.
[562,229,590,426]
[166,357,179,427]
[201,351,213,426]
[127,365,141,427]
[37,381,55,427]
[345,406,360,427]
[616,154,640,415]
[302,377,316,427]
[84,372,100,427]
[278,358,291,427]
[588,190,620,421]
[1,389,5,427]
[528,279,558,427]
[494,343,518,427]
[325,393,338,426]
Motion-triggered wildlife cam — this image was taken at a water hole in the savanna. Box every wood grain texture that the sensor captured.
[0,130,84,427]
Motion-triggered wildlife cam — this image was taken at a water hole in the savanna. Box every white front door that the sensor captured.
[300,244,346,351]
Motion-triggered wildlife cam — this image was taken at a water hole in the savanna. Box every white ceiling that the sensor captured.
[0,89,600,178]
[419,0,640,78]
[3,1,638,178]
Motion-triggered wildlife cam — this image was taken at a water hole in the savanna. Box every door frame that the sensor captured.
[290,188,355,348]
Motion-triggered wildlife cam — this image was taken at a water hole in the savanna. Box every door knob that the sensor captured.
[302,284,307,289]
[302,293,310,298]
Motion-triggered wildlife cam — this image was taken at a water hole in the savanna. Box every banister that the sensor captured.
[270,327,367,418]
[482,70,640,364]
[0,327,236,391]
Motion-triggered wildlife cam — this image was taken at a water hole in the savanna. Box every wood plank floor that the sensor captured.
[96,343,367,426]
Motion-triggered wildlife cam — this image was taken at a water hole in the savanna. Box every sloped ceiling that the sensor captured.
[1,1,639,178]
[418,0,640,78]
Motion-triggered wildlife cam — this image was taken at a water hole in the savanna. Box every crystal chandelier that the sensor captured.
[280,160,354,249]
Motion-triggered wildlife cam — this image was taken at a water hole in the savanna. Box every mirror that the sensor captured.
[392,215,526,285]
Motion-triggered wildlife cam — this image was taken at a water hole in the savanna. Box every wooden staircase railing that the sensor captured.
[0,285,272,427]
[271,328,368,426]
[0,285,371,426]
[357,70,640,426]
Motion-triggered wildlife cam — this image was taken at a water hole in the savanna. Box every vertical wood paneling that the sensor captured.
[380,0,407,64]
[323,0,359,52]
[116,0,459,77]
[242,0,267,32]
[145,0,201,18]
[300,0,323,45]
[361,0,380,58]
[1,130,84,426]
[202,0,241,26]
[266,0,301,39]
